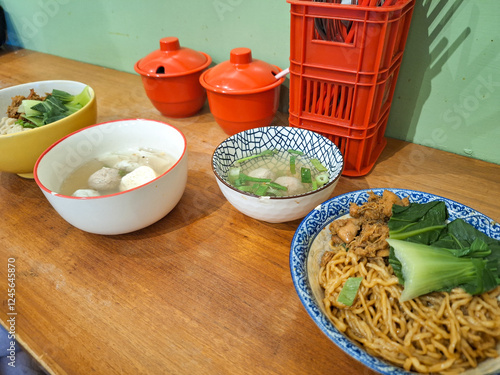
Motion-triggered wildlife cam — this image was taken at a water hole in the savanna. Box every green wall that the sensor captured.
[1,0,498,164]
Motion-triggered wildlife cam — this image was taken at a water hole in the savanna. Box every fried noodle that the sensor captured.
[319,193,500,374]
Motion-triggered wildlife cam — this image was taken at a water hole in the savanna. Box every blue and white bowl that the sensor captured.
[212,126,344,223]
[290,188,500,374]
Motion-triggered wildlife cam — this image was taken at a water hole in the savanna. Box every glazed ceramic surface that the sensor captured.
[200,48,285,135]
[212,126,344,223]
[135,37,211,118]
[34,119,188,235]
[290,188,500,375]
[0,80,97,177]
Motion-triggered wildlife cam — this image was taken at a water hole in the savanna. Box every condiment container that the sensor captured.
[135,37,212,118]
[200,47,285,135]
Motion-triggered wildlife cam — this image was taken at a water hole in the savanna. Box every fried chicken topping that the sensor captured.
[7,89,46,119]
[328,191,409,258]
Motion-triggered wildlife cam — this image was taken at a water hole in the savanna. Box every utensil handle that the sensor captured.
[275,68,289,80]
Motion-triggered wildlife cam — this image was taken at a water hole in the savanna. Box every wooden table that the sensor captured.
[1,47,499,375]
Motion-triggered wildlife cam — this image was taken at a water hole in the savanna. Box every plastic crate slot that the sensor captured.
[313,17,355,45]
[302,78,354,122]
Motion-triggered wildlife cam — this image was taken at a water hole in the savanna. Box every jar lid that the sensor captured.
[134,37,211,77]
[200,48,282,93]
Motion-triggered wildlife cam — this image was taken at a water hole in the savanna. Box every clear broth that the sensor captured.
[59,148,174,196]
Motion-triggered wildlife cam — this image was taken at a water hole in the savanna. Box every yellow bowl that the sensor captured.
[0,80,97,178]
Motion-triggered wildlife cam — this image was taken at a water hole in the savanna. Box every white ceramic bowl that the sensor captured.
[212,126,344,223]
[34,119,188,235]
[0,80,97,178]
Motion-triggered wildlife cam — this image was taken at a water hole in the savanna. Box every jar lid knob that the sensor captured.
[160,37,181,52]
[230,47,252,65]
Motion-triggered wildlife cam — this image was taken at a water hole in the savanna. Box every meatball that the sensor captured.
[114,160,140,174]
[248,167,275,180]
[88,167,122,192]
[273,176,305,195]
[72,189,100,198]
[119,166,156,192]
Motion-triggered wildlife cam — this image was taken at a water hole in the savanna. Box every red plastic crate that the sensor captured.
[287,0,415,176]
[292,107,391,177]
[288,0,415,74]
[289,56,402,131]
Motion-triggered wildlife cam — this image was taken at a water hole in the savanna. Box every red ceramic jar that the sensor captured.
[200,48,285,135]
[135,37,212,118]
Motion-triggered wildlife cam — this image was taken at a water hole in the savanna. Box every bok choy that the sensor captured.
[387,202,500,301]
[16,86,92,128]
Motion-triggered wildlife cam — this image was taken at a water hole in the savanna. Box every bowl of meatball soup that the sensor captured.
[34,118,188,235]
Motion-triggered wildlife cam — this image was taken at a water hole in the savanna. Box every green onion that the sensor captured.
[227,167,241,184]
[315,172,329,186]
[230,172,272,185]
[311,158,328,172]
[312,180,318,190]
[254,184,269,196]
[237,185,255,192]
[236,150,277,164]
[337,277,363,306]
[267,187,284,197]
[301,167,312,183]
[288,149,304,155]
[240,174,271,183]
[267,182,287,191]
[290,155,296,175]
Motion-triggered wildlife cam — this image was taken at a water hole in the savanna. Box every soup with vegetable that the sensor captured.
[226,149,329,197]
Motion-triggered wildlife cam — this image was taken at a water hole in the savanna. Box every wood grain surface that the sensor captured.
[1,47,499,375]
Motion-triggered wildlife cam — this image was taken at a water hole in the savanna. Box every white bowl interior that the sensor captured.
[36,119,186,194]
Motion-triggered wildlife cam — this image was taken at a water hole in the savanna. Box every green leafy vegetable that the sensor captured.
[433,218,500,255]
[387,238,498,302]
[388,201,448,244]
[16,86,92,128]
[387,201,500,301]
[337,277,363,306]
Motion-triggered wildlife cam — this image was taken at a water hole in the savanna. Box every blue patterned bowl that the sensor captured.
[290,188,500,374]
[212,126,344,223]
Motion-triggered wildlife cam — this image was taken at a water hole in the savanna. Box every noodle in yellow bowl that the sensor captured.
[290,188,500,375]
[0,80,97,178]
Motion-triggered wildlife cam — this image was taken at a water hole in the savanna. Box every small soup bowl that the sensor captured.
[34,119,188,235]
[212,126,344,223]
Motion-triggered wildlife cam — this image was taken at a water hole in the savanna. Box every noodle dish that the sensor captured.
[290,188,500,374]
